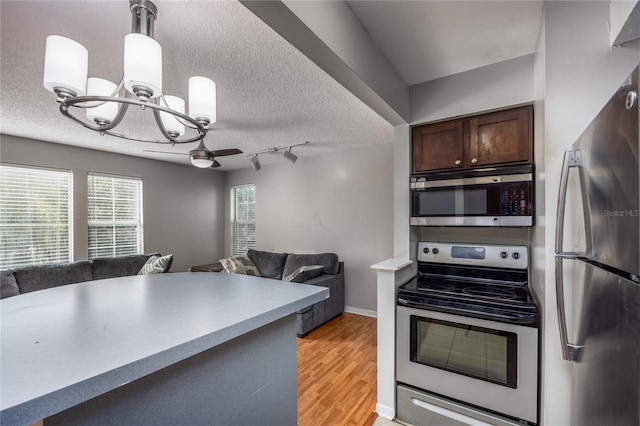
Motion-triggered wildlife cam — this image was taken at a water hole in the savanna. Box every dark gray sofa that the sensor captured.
[246,249,345,337]
[1,253,162,299]
[192,250,345,336]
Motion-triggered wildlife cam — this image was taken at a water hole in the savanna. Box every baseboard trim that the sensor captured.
[376,403,395,420]
[344,306,377,318]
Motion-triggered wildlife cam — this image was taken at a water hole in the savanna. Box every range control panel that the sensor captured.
[417,241,528,269]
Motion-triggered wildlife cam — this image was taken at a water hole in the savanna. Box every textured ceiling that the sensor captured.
[0,0,394,171]
[0,1,543,171]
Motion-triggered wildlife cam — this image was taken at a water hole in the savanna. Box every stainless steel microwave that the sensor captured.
[410,165,534,227]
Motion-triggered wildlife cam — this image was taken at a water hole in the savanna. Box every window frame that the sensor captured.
[87,172,144,259]
[0,163,73,270]
[230,184,256,256]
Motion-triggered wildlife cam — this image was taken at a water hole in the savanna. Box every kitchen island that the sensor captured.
[0,272,328,426]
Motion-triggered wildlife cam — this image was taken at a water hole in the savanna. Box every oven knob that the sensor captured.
[432,248,439,255]
[423,247,430,254]
[500,251,508,259]
[512,252,520,260]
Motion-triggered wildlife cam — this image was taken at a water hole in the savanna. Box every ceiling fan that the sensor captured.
[144,139,242,169]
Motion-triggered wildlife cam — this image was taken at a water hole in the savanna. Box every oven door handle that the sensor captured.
[555,255,584,362]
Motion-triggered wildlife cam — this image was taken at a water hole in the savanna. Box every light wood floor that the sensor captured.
[297,312,378,426]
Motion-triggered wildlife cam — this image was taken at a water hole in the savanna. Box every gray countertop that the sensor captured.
[0,272,328,424]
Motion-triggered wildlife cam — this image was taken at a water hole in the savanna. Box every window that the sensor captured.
[0,164,72,270]
[230,184,255,256]
[88,174,143,259]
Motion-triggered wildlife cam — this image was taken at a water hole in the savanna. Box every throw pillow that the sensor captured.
[219,255,261,277]
[283,265,324,283]
[138,254,173,275]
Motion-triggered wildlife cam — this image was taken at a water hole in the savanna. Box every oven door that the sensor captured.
[397,305,538,424]
[410,174,533,227]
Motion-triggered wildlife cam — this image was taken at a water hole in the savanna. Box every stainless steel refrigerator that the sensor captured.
[556,64,640,425]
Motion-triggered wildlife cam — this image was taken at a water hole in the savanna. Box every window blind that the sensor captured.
[88,174,143,259]
[230,184,255,256]
[0,164,72,270]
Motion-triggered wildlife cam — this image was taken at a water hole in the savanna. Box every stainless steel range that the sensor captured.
[397,242,539,426]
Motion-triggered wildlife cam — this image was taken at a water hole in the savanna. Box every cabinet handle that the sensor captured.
[454,160,461,166]
[471,158,478,164]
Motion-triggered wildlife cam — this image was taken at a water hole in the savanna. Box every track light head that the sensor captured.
[283,147,297,164]
[251,154,261,171]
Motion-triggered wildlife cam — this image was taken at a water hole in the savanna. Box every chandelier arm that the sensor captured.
[59,96,207,144]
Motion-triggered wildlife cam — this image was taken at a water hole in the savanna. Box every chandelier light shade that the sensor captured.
[159,95,186,137]
[188,76,217,124]
[43,35,88,97]
[42,0,215,145]
[123,33,163,99]
[86,78,119,124]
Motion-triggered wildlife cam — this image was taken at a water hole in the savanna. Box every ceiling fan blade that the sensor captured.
[210,148,243,157]
[143,149,189,156]
[210,160,222,168]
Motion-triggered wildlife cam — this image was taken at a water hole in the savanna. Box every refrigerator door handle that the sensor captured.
[555,150,582,256]
[555,255,584,362]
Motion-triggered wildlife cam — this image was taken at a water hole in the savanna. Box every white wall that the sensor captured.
[225,143,394,314]
[542,2,640,425]
[410,54,535,125]
[0,135,226,272]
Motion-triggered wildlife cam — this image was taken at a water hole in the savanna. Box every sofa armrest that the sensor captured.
[1,270,20,299]
[299,263,345,316]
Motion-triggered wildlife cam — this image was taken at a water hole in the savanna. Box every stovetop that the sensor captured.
[398,242,538,326]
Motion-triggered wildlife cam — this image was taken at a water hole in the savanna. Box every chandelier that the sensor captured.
[43,0,216,144]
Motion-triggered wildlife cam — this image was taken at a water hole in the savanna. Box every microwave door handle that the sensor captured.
[555,255,583,362]
[555,150,581,255]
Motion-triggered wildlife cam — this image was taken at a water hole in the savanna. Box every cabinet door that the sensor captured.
[469,106,532,167]
[412,120,463,173]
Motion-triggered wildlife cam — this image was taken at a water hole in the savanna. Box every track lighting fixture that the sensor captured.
[251,154,261,171]
[246,141,308,170]
[283,147,298,164]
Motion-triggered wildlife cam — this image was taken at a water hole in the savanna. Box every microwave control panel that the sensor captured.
[500,184,531,216]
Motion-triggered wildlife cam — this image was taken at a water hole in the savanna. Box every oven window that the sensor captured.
[410,316,518,388]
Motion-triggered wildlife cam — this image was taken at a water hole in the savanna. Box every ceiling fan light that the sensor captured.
[188,76,216,124]
[43,35,88,97]
[160,95,186,136]
[86,78,119,123]
[124,33,162,99]
[191,151,214,168]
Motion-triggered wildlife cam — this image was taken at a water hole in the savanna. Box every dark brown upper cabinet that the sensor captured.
[412,119,463,173]
[412,105,533,173]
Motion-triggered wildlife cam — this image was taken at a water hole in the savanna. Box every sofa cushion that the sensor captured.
[1,270,20,299]
[247,249,288,279]
[13,261,93,294]
[283,253,339,278]
[92,253,160,280]
[220,255,261,277]
[283,265,325,283]
[138,254,173,275]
